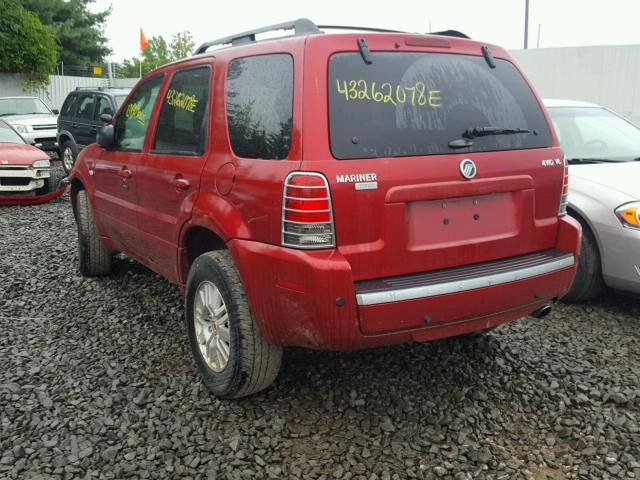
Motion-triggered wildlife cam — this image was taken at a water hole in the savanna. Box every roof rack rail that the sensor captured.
[194,18,321,54]
[317,25,406,34]
[430,30,470,39]
[74,86,129,91]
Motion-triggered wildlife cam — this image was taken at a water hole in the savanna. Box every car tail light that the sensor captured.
[558,155,569,216]
[282,172,335,249]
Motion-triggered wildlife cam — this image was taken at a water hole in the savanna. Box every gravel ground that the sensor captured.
[1,178,639,480]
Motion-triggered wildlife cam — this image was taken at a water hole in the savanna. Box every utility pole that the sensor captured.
[536,23,541,48]
[524,0,530,49]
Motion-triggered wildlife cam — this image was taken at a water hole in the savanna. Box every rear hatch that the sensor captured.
[301,35,564,281]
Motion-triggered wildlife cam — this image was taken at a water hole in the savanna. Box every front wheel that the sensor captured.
[60,141,78,174]
[76,190,112,276]
[185,250,282,399]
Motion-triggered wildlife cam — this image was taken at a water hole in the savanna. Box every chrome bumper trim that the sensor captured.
[355,252,575,306]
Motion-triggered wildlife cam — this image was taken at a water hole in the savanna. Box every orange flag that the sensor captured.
[140,28,149,52]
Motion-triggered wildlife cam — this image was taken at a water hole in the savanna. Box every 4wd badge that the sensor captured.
[460,159,477,180]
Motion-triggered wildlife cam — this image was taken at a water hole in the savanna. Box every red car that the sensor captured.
[0,119,65,205]
[68,20,581,398]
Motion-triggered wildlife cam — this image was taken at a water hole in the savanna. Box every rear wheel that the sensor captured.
[76,190,112,276]
[185,250,282,398]
[60,140,78,174]
[562,217,604,303]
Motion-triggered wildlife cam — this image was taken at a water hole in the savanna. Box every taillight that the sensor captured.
[558,155,569,216]
[282,172,335,249]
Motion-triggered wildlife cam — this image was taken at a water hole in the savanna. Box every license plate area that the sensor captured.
[406,192,519,250]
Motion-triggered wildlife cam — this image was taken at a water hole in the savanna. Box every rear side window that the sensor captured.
[114,75,163,151]
[76,95,95,121]
[153,66,211,156]
[60,94,78,117]
[328,52,552,159]
[226,54,293,160]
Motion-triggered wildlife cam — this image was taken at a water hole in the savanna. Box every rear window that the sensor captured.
[328,52,551,159]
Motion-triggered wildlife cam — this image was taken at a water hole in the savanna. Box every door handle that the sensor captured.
[119,168,132,179]
[172,177,190,192]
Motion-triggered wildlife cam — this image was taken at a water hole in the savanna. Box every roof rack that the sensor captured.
[193,19,470,55]
[74,86,131,91]
[194,18,320,54]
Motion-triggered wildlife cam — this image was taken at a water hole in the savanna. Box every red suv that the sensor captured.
[69,19,581,398]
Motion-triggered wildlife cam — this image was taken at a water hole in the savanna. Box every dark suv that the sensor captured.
[57,87,130,173]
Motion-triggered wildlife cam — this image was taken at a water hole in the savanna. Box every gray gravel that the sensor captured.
[1,180,639,479]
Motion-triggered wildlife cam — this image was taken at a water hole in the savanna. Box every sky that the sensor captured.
[92,0,640,62]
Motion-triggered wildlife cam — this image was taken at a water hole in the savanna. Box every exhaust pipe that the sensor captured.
[530,304,552,319]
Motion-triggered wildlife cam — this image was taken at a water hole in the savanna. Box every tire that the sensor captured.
[44,166,64,194]
[76,190,112,276]
[562,217,604,303]
[185,250,282,399]
[60,140,78,174]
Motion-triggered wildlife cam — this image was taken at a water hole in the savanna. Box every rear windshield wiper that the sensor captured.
[464,126,533,138]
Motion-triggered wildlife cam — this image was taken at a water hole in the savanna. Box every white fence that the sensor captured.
[0,74,139,110]
[511,45,640,124]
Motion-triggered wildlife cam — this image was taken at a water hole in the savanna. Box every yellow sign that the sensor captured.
[165,89,198,113]
[125,102,146,125]
[336,80,442,108]
[93,66,103,76]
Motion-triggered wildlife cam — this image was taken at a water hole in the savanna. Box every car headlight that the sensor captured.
[12,124,29,133]
[32,159,50,168]
[615,202,640,229]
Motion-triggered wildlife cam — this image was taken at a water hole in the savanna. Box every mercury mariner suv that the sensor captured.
[68,19,581,398]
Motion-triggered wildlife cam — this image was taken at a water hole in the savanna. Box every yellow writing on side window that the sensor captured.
[125,103,146,125]
[335,80,442,108]
[166,89,198,113]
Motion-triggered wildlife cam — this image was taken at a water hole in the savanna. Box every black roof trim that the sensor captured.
[317,25,406,34]
[430,30,471,39]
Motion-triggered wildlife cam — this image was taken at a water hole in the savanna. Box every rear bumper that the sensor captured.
[229,216,580,350]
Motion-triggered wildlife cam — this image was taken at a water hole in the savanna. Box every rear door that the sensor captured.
[136,64,213,281]
[91,74,164,254]
[302,36,565,281]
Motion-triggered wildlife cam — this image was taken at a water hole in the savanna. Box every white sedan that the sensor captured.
[544,99,640,301]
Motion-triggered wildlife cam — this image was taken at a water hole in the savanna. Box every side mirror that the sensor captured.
[51,109,59,115]
[100,113,113,124]
[97,124,115,149]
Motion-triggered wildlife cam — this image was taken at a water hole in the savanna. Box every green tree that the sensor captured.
[117,31,196,78]
[18,0,111,67]
[170,31,195,60]
[142,36,171,70]
[0,0,58,85]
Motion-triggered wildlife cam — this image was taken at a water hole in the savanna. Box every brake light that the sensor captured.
[282,172,335,248]
[558,155,569,216]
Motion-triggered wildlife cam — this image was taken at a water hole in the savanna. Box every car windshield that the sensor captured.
[0,97,52,116]
[548,106,640,161]
[0,122,26,144]
[328,52,552,159]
